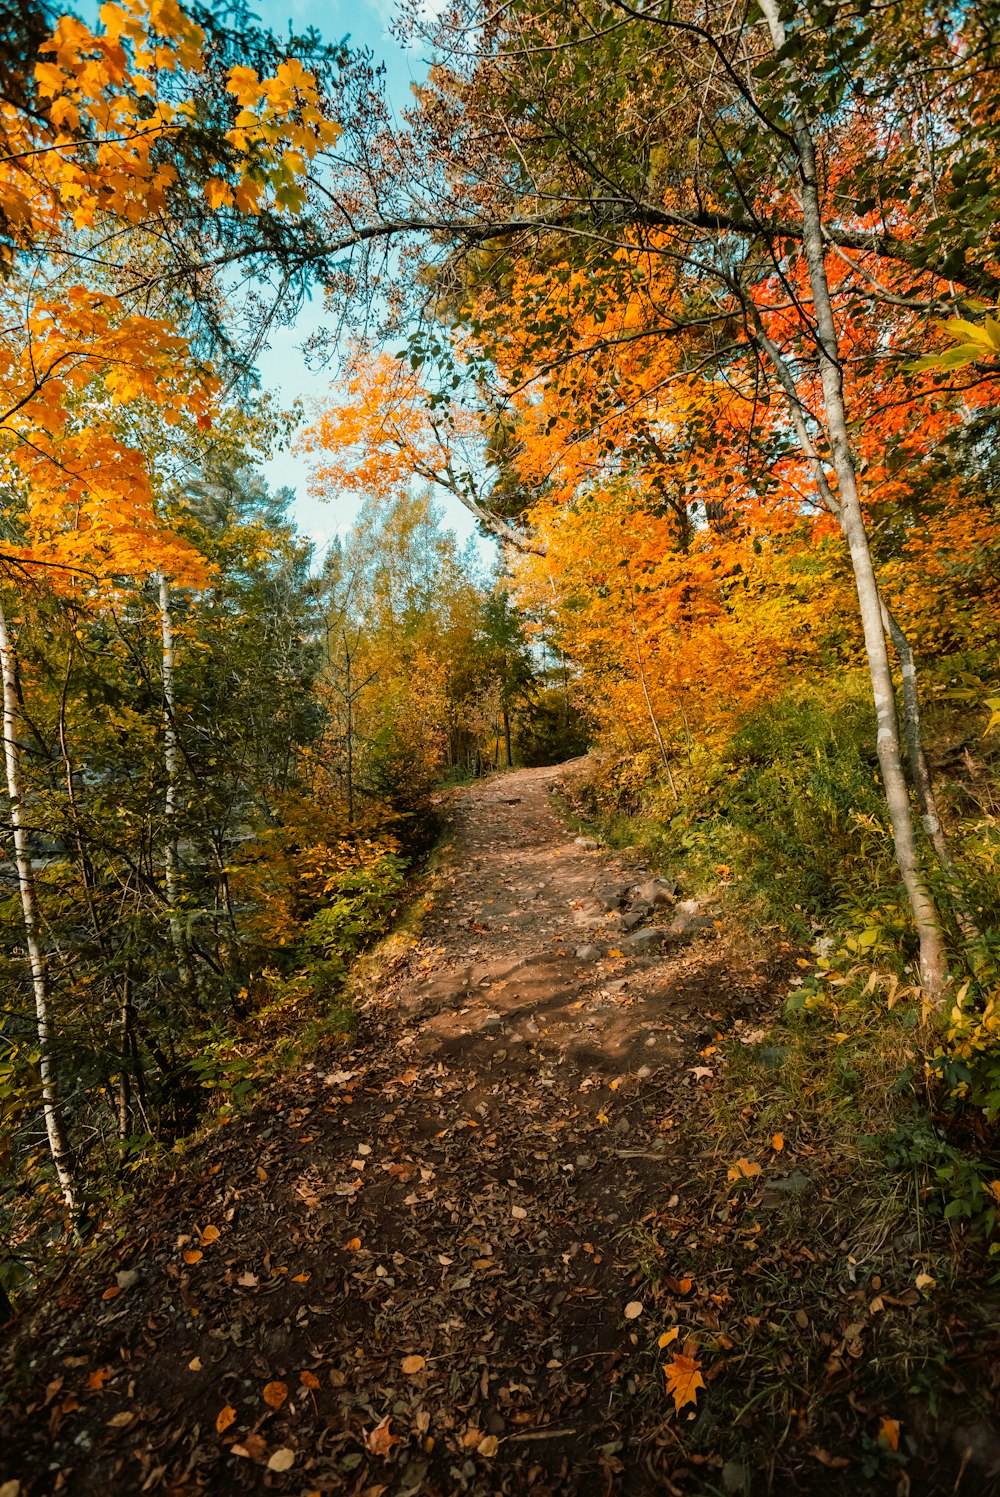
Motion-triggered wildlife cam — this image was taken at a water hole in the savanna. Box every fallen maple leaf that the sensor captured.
[662,1353,705,1412]
[809,1447,851,1469]
[87,1368,113,1390]
[263,1380,288,1409]
[368,1418,400,1456]
[216,1404,236,1434]
[232,1433,267,1461]
[878,1417,900,1452]
[727,1158,762,1183]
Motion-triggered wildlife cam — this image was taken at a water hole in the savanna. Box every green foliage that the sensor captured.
[512,687,590,768]
[303,852,407,971]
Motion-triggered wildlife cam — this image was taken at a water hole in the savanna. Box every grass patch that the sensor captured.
[630,983,1000,1493]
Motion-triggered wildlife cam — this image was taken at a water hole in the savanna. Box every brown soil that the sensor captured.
[0,766,783,1496]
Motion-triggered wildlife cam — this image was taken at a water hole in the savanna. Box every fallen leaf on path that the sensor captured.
[87,1367,113,1390]
[663,1354,705,1412]
[108,1411,133,1428]
[263,1380,288,1409]
[402,1355,426,1374]
[878,1418,900,1452]
[232,1433,267,1461]
[183,1249,203,1265]
[772,1132,784,1151]
[479,1435,500,1457]
[216,1404,236,1434]
[915,1272,936,1290]
[188,1357,203,1372]
[368,1418,400,1455]
[658,1329,679,1348]
[727,1158,761,1183]
[200,1225,220,1245]
[511,1205,527,1220]
[236,1271,258,1287]
[101,1286,121,1301]
[267,1448,296,1472]
[624,1301,643,1320]
[809,1448,851,1469]
[299,1370,321,1389]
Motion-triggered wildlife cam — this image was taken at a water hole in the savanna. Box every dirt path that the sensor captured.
[1,767,774,1496]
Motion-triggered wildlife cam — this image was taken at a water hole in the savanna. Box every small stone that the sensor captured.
[574,944,603,960]
[722,1460,747,1495]
[622,928,665,953]
[575,1154,596,1170]
[116,1268,141,1291]
[622,911,646,931]
[574,836,599,850]
[634,879,676,907]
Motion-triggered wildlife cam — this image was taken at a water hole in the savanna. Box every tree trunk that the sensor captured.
[0,594,77,1211]
[879,600,982,947]
[344,638,355,823]
[503,706,512,768]
[758,0,947,1002]
[157,574,194,988]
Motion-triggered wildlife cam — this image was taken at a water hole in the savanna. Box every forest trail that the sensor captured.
[1,767,778,1497]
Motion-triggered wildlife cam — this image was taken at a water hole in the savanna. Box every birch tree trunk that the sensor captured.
[0,593,77,1211]
[757,0,947,1002]
[156,574,193,988]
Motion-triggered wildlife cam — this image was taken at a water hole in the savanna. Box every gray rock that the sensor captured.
[622,910,646,931]
[722,1461,748,1495]
[574,836,599,850]
[759,1170,812,1208]
[634,878,676,908]
[574,943,604,960]
[668,898,714,935]
[622,928,666,954]
[596,887,625,912]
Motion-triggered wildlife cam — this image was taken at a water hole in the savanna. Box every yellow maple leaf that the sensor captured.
[663,1353,705,1412]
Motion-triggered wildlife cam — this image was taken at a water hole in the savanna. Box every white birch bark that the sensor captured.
[0,593,77,1210]
[157,573,193,987]
[757,0,947,1001]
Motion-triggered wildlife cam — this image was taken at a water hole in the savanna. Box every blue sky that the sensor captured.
[253,0,484,561]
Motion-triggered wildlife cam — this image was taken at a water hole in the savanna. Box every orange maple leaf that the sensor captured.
[662,1353,705,1412]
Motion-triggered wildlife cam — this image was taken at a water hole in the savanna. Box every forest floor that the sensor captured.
[1,766,998,1497]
